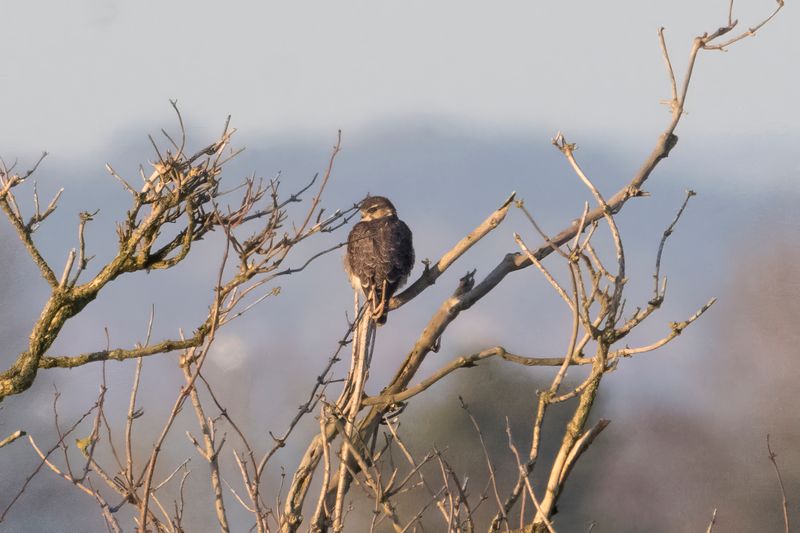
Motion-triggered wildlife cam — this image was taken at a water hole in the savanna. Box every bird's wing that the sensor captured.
[385,219,414,290]
[346,221,382,290]
[347,218,414,295]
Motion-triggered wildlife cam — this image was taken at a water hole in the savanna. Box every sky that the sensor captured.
[0,1,798,531]
[2,1,797,168]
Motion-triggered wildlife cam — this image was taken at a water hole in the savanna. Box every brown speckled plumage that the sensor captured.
[345,196,414,325]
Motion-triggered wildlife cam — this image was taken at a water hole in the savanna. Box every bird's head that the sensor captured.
[358,195,397,221]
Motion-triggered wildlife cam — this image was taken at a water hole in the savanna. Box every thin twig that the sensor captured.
[767,434,790,533]
[706,508,718,533]
[0,430,26,449]
[653,190,695,299]
[459,397,509,533]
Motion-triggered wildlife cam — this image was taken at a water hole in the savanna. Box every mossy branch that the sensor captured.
[38,337,204,369]
[0,117,348,402]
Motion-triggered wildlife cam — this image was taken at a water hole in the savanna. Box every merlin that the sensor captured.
[345,195,414,325]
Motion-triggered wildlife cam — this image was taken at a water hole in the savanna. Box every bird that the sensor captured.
[345,195,414,325]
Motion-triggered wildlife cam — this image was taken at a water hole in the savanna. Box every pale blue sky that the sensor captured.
[2,1,797,168]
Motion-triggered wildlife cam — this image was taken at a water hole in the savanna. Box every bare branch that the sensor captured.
[704,1,784,51]
[363,347,586,407]
[658,27,679,111]
[767,434,790,533]
[38,337,204,369]
[610,298,716,359]
[0,430,26,449]
[390,192,516,309]
[653,190,695,300]
[706,508,718,533]
[505,420,555,533]
[459,397,508,532]
[1,398,99,522]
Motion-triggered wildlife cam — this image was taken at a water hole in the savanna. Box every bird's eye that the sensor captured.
[368,207,377,213]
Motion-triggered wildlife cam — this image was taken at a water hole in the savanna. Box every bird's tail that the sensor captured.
[370,281,390,326]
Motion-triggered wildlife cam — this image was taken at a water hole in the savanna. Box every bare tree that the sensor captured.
[0,1,786,531]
